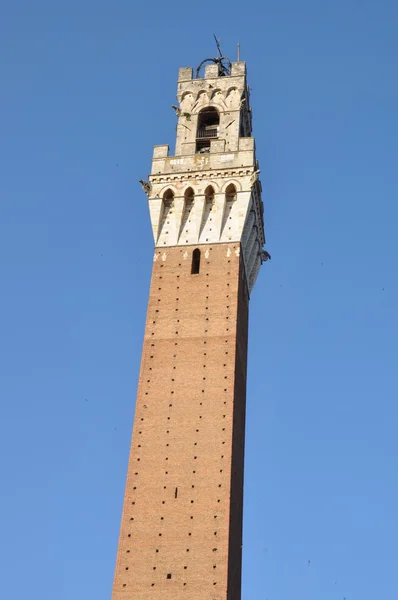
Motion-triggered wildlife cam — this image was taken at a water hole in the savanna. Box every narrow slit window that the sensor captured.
[191,249,201,275]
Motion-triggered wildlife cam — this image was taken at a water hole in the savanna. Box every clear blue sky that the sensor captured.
[1,1,397,599]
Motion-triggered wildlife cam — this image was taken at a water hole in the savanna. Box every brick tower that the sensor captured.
[111,55,267,600]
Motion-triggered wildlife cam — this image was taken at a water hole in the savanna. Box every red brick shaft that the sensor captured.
[111,243,249,600]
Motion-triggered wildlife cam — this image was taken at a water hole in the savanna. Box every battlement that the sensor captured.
[151,138,255,175]
[177,61,247,82]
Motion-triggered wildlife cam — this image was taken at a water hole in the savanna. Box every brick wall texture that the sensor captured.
[111,242,249,600]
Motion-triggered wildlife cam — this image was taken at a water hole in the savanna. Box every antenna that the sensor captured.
[213,34,223,58]
[237,42,240,61]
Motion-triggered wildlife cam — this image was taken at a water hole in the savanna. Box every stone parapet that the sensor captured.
[151,149,256,176]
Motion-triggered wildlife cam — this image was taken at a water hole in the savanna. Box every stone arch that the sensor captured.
[199,185,217,240]
[226,86,238,96]
[221,183,239,237]
[221,179,242,192]
[196,89,209,103]
[178,186,195,244]
[178,185,195,244]
[183,185,195,200]
[225,87,240,108]
[162,188,174,207]
[181,90,194,101]
[204,185,216,201]
[180,91,194,111]
[210,88,223,99]
[225,183,237,200]
[211,89,226,107]
[202,180,220,193]
[158,184,178,198]
[157,188,175,243]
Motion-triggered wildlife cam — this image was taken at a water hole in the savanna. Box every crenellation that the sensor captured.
[238,138,255,152]
[210,139,226,153]
[204,63,219,78]
[230,61,246,76]
[178,66,193,81]
[180,142,196,156]
[153,145,169,159]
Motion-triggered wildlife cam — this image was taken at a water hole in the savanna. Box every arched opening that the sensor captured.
[196,108,219,154]
[184,187,194,204]
[205,185,215,203]
[159,189,175,240]
[222,184,238,237]
[179,188,195,242]
[163,188,174,205]
[199,186,216,240]
[225,183,237,201]
[191,248,201,274]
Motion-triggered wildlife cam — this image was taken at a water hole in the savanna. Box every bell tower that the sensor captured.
[111,55,268,600]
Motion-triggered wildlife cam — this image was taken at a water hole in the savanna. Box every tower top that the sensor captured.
[142,57,269,293]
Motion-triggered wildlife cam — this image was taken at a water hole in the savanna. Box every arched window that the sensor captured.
[221,184,237,236]
[180,188,194,243]
[159,189,175,239]
[199,186,216,240]
[163,188,174,206]
[205,185,215,203]
[196,108,219,154]
[225,183,237,202]
[191,248,201,274]
[184,187,194,204]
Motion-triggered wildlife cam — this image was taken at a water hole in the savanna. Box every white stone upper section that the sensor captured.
[143,61,267,293]
[173,61,251,156]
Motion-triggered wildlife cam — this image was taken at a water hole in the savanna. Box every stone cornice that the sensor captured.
[149,167,254,186]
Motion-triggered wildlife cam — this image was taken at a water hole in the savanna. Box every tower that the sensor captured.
[111,55,267,600]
